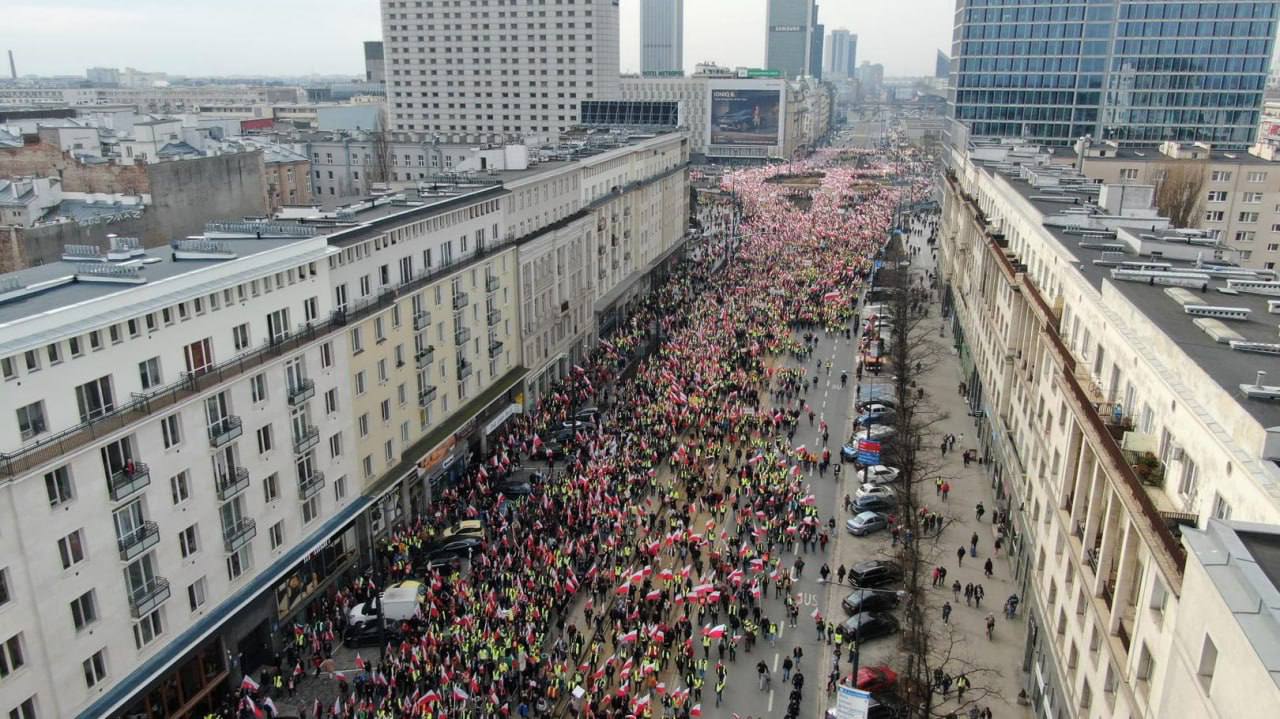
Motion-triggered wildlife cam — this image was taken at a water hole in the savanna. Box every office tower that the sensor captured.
[809,19,825,80]
[364,41,385,84]
[381,0,621,141]
[640,0,684,75]
[825,28,857,78]
[766,0,820,80]
[950,0,1279,148]
[936,49,950,80]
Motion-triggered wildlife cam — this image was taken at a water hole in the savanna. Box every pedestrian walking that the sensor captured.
[985,613,996,640]
[782,656,794,683]
[952,580,962,601]
[956,546,966,567]
[956,673,970,700]
[975,584,985,607]
[984,557,994,578]
[975,502,986,522]
[970,531,979,554]
[942,601,952,624]
[964,583,974,606]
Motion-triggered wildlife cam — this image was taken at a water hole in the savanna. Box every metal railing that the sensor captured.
[454,327,471,346]
[118,521,160,561]
[488,340,505,356]
[457,360,473,381]
[419,386,438,406]
[107,463,151,502]
[222,518,257,553]
[293,426,319,455]
[452,291,469,310]
[126,576,170,619]
[208,416,243,448]
[215,466,250,501]
[485,275,500,292]
[286,379,315,406]
[413,312,432,331]
[415,347,436,369]
[487,309,501,326]
[298,471,326,500]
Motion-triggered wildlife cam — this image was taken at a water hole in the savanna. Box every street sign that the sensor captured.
[856,439,881,466]
[835,684,872,719]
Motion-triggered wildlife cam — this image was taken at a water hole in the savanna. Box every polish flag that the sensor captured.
[240,675,260,692]
[691,704,703,718]
[680,564,692,579]
[823,290,842,302]
[703,624,726,639]
[620,629,639,643]
[615,583,631,596]
[452,686,469,701]
[646,589,662,602]
[659,568,674,581]
[800,494,817,506]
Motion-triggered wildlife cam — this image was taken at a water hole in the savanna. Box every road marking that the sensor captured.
[773,652,780,672]
[768,687,775,712]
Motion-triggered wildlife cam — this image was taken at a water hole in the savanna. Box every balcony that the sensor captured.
[452,291,469,310]
[207,416,242,448]
[215,466,250,501]
[126,576,171,619]
[485,274,500,292]
[298,471,326,500]
[293,425,319,454]
[287,379,315,406]
[118,521,160,561]
[418,386,438,406]
[107,462,151,502]
[413,311,432,331]
[415,347,435,369]
[487,309,501,326]
[488,339,505,356]
[454,326,471,346]
[457,359,473,381]
[222,518,257,553]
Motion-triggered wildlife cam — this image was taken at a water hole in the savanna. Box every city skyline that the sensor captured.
[4,0,953,80]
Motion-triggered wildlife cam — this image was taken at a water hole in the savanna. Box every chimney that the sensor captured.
[7,50,15,80]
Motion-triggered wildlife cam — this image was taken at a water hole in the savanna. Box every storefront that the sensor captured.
[118,642,226,719]
[273,526,360,623]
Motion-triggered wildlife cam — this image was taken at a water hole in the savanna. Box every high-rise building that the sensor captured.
[380,0,620,142]
[809,19,825,81]
[935,50,950,80]
[640,0,684,75]
[950,0,1279,149]
[766,0,820,80]
[363,41,385,84]
[825,29,857,79]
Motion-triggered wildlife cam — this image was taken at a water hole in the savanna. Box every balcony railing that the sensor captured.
[454,327,471,346]
[293,426,319,455]
[223,518,257,553]
[419,386,438,406]
[487,309,501,326]
[286,379,315,406]
[452,292,469,310]
[485,275,500,292]
[413,311,432,331]
[126,576,170,619]
[207,416,243,448]
[107,462,151,502]
[215,466,250,501]
[457,360,473,381]
[488,339,505,356]
[118,521,160,561]
[298,471,326,500]
[415,347,435,369]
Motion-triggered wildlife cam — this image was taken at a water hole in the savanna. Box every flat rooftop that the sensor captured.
[985,165,1280,430]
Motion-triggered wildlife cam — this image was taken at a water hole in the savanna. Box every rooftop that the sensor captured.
[975,161,1280,432]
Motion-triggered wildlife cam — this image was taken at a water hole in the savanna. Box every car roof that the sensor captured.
[853,511,882,521]
[853,559,896,571]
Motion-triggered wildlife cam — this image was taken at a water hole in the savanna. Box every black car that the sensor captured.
[853,494,897,513]
[849,560,903,588]
[867,695,904,719]
[425,537,483,562]
[499,480,533,496]
[840,611,900,642]
[842,588,901,615]
[343,620,394,648]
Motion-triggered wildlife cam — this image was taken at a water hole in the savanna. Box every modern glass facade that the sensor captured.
[949,0,1279,149]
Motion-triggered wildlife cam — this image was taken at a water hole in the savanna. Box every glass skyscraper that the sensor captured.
[949,0,1279,148]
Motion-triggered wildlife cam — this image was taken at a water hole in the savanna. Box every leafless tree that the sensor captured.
[1154,162,1207,229]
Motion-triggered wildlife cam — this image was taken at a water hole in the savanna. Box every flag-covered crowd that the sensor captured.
[222,151,935,719]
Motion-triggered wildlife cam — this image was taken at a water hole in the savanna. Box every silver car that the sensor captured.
[845,511,889,536]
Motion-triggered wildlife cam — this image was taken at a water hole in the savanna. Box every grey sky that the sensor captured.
[5,0,953,79]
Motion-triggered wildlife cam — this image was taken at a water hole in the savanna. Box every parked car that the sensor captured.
[856,397,896,413]
[841,589,901,615]
[858,465,900,484]
[849,560,903,588]
[853,494,897,513]
[573,407,601,424]
[856,665,900,693]
[845,511,889,536]
[840,611,900,642]
[498,480,533,496]
[433,520,485,546]
[842,427,896,462]
[425,537,483,563]
[856,483,895,501]
[855,409,896,427]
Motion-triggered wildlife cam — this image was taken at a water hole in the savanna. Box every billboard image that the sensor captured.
[709,88,781,146]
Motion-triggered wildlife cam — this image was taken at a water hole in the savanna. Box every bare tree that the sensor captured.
[1154,162,1207,228]
[367,114,392,191]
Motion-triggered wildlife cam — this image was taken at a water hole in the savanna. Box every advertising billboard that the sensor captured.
[709,88,782,146]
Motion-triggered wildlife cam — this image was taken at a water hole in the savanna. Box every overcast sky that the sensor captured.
[5,0,954,79]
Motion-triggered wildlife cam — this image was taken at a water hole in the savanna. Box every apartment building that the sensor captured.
[0,130,689,718]
[1073,138,1280,271]
[0,235,356,718]
[940,144,1280,719]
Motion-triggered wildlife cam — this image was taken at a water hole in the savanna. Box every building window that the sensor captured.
[44,466,74,506]
[82,649,108,688]
[132,609,163,649]
[1197,635,1218,691]
[1238,211,1259,223]
[0,634,25,678]
[1210,170,1232,182]
[329,433,342,458]
[161,414,182,449]
[302,495,320,525]
[1207,190,1228,203]
[1235,230,1256,243]
[1204,210,1224,222]
[269,521,284,549]
[1119,168,1139,180]
[320,341,334,368]
[1212,492,1233,520]
[1247,171,1267,183]
[324,388,339,414]
[0,567,9,607]
[263,473,280,503]
[9,696,36,719]
[358,414,369,437]
[1,357,14,380]
[334,475,347,502]
[187,577,207,612]
[226,545,252,581]
[70,590,98,630]
[250,373,268,403]
[170,471,190,504]
[256,424,274,454]
[232,323,251,351]
[179,524,199,558]
[58,529,86,569]
[138,357,161,390]
[1243,192,1264,203]
[354,371,367,395]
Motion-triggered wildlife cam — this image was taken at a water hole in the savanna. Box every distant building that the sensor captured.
[935,50,950,80]
[85,66,120,86]
[809,20,824,81]
[640,0,683,75]
[380,0,620,144]
[364,41,385,84]
[856,62,884,96]
[824,29,857,79]
[765,0,820,80]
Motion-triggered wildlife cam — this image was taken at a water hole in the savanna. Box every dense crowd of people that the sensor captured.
[222,150,935,719]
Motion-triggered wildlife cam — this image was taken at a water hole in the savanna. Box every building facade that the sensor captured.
[949,0,1279,148]
[825,29,857,79]
[364,41,385,85]
[640,0,684,76]
[940,142,1280,719]
[765,0,819,80]
[380,0,621,144]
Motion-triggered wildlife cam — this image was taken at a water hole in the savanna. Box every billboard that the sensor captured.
[709,88,782,146]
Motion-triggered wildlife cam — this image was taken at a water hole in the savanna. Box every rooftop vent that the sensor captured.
[1239,372,1280,400]
[1226,279,1280,297]
[1112,268,1210,288]
[74,263,146,285]
[172,239,236,260]
[1228,340,1280,355]
[1183,305,1251,321]
[61,244,104,263]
